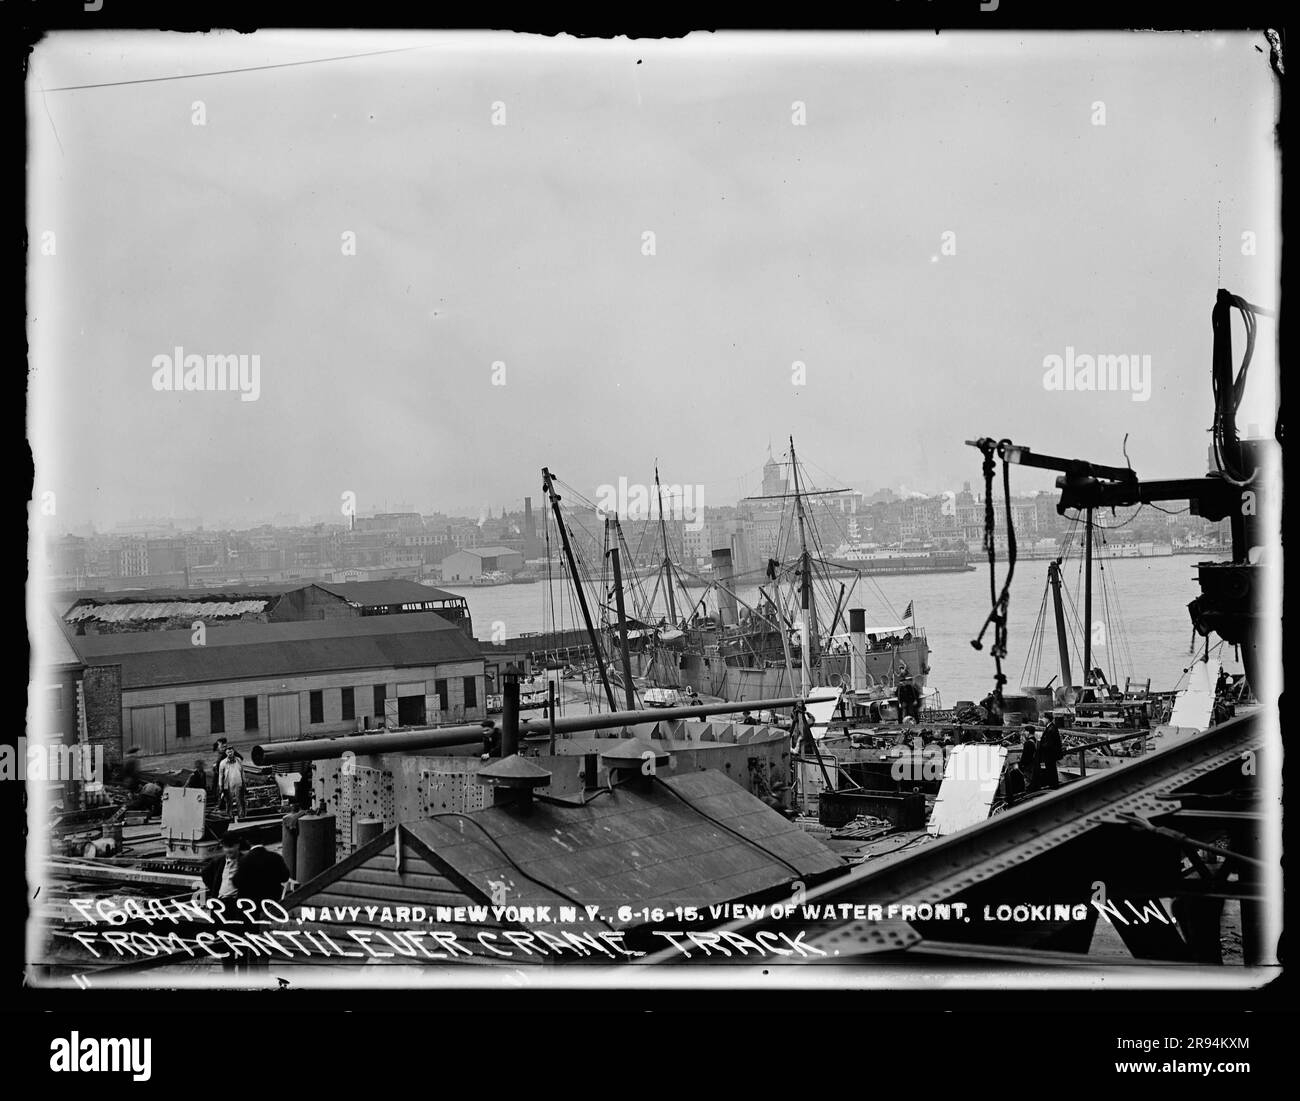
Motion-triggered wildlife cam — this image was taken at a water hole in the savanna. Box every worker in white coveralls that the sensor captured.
[218,746,247,819]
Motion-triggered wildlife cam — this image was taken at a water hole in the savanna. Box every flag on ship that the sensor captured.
[903,600,914,619]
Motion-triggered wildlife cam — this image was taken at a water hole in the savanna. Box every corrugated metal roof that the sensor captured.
[67,613,482,689]
[66,600,268,623]
[56,585,296,604]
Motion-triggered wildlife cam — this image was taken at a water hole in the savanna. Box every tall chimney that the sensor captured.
[712,547,739,626]
[849,608,867,691]
[523,497,535,539]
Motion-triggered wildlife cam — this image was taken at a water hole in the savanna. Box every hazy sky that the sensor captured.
[28,31,1279,527]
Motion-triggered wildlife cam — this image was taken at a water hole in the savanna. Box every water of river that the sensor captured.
[440,555,1239,703]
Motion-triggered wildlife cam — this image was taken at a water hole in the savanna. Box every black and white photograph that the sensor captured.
[14,11,1288,1067]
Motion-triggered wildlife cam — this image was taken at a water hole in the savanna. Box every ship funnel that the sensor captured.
[849,608,868,691]
[712,547,739,626]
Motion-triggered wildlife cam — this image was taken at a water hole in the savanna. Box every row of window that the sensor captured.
[169,678,479,737]
[175,696,260,738]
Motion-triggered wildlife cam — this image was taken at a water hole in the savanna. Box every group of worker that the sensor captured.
[1004,714,1064,801]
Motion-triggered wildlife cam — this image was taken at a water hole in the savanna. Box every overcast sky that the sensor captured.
[28,31,1279,528]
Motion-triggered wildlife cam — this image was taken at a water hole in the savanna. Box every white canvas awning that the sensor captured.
[1169,658,1221,733]
[804,687,843,740]
[928,745,1007,837]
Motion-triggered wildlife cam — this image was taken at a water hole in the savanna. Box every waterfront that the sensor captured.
[443,554,1241,703]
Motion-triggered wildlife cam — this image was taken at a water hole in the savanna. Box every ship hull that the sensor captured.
[630,636,931,702]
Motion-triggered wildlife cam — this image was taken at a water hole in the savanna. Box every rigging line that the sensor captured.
[1058,581,1087,679]
[1019,580,1051,686]
[42,45,428,92]
[1061,504,1145,530]
[797,456,898,620]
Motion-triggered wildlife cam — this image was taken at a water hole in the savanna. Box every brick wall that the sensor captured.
[82,663,123,771]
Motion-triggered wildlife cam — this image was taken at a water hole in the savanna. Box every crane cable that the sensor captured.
[970,438,1018,702]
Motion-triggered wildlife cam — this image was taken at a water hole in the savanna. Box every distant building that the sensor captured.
[309,580,471,632]
[440,546,525,581]
[681,522,712,565]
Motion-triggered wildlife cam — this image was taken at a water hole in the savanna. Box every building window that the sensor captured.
[341,687,355,722]
[210,699,225,735]
[48,685,63,713]
[244,696,259,731]
[176,702,191,739]
[373,684,386,719]
[434,679,447,712]
[463,676,477,709]
[310,690,324,725]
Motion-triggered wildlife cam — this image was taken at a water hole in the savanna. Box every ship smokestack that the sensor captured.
[849,608,867,691]
[712,547,739,626]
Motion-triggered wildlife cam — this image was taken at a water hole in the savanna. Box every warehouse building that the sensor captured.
[66,614,486,773]
[439,546,524,581]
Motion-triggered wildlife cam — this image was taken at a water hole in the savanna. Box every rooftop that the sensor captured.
[287,768,844,960]
[64,613,482,689]
[452,546,521,558]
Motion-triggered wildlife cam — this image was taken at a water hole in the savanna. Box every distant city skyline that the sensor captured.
[40,461,1070,534]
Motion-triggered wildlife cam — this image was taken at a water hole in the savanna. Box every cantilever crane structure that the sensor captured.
[968,289,1275,693]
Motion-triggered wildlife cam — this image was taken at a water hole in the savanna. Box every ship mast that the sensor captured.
[654,462,679,627]
[605,517,639,710]
[789,436,817,691]
[1047,558,1074,691]
[541,467,618,713]
[1083,507,1094,689]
